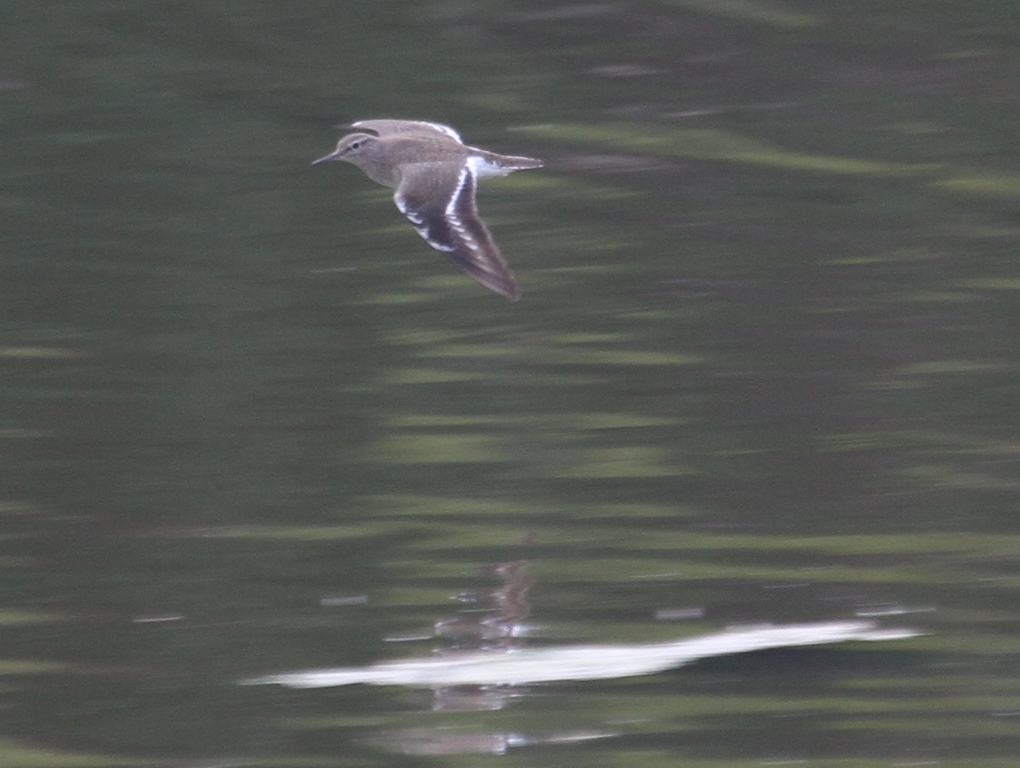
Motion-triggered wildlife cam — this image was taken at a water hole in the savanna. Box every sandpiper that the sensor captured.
[311,119,542,300]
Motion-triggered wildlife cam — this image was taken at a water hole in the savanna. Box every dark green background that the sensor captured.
[2,1,1019,765]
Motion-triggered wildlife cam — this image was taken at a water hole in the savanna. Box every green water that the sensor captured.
[2,1,1019,765]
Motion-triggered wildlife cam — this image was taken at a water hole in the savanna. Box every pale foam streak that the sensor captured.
[240,620,920,689]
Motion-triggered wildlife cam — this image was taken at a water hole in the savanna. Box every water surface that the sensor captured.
[2,1,1019,765]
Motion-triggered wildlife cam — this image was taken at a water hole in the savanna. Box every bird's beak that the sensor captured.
[310,149,342,166]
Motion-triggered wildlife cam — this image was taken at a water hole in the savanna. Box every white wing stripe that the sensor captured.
[445,167,482,255]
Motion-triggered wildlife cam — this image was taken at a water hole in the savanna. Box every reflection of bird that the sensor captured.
[312,120,542,300]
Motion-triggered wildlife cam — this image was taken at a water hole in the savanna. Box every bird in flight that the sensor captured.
[312,119,542,300]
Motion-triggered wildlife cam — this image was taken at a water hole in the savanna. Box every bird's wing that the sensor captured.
[352,120,462,142]
[394,163,520,300]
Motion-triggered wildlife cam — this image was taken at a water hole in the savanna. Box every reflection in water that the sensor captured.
[434,558,533,657]
[420,551,534,713]
[243,619,918,689]
[379,727,611,757]
[241,546,920,755]
[5,1,1018,763]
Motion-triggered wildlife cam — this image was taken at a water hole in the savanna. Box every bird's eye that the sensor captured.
[349,140,362,150]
